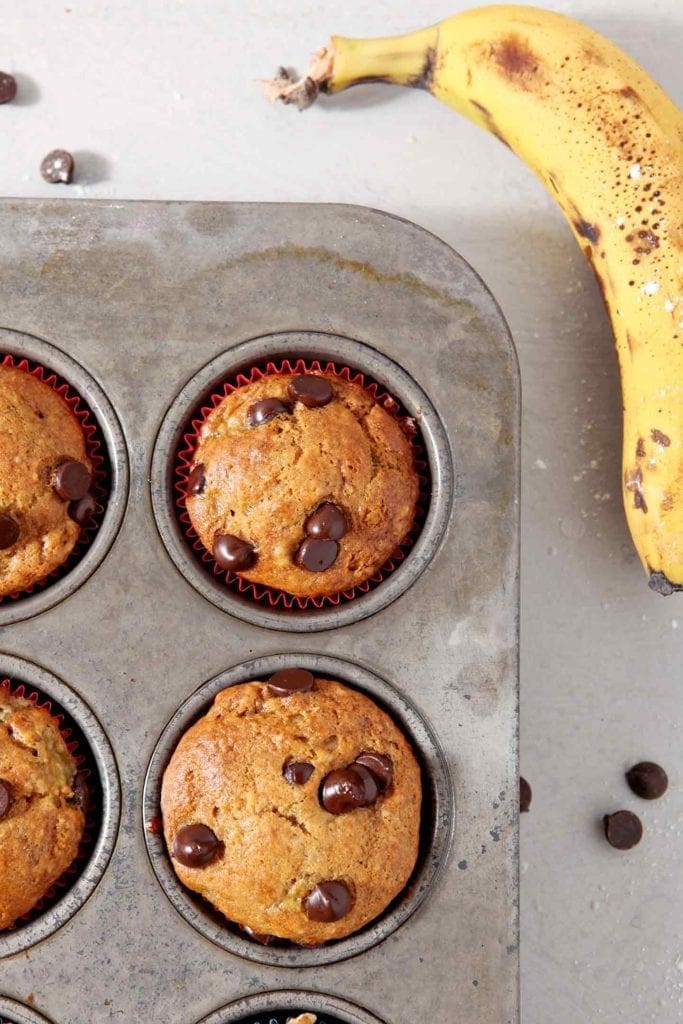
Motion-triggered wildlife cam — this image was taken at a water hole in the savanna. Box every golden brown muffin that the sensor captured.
[0,690,86,929]
[161,671,422,945]
[185,372,418,597]
[0,364,94,597]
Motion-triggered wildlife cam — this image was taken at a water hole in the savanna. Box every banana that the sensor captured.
[265,5,683,594]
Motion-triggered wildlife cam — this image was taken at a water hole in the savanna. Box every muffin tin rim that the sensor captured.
[150,331,453,633]
[0,326,130,626]
[197,989,387,1024]
[142,652,454,969]
[0,997,54,1024]
[0,653,122,960]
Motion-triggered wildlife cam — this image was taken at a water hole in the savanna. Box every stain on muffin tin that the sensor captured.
[151,331,453,633]
[143,653,453,968]
[0,654,121,959]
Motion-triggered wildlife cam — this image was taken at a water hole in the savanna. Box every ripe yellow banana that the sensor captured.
[265,5,683,594]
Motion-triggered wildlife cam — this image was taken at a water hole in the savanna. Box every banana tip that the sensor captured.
[648,571,683,596]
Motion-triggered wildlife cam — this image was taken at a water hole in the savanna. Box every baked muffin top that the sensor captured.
[0,364,93,597]
[0,690,86,929]
[161,672,422,945]
[185,373,419,597]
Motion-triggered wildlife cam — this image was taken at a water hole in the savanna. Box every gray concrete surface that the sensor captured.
[1,2,681,1021]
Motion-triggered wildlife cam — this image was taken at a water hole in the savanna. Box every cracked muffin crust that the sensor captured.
[0,363,94,597]
[161,673,422,945]
[185,372,419,597]
[0,690,85,929]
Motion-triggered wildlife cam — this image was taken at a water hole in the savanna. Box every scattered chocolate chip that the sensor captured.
[603,810,643,850]
[53,459,91,501]
[267,668,315,697]
[283,761,315,785]
[213,533,256,572]
[626,761,668,800]
[186,463,206,496]
[288,375,333,408]
[0,780,12,818]
[146,815,164,835]
[0,513,20,549]
[354,751,393,793]
[303,880,354,922]
[0,72,17,104]
[295,537,339,572]
[68,493,98,527]
[240,924,275,945]
[172,823,222,867]
[305,501,347,540]
[40,149,74,184]
[320,764,378,814]
[520,777,532,813]
[247,397,289,427]
[71,771,90,810]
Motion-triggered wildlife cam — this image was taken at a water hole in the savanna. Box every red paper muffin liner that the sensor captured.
[0,352,110,605]
[0,677,101,931]
[174,358,430,610]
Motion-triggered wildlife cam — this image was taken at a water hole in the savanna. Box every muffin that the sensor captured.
[185,372,419,597]
[161,669,422,945]
[0,363,95,597]
[0,689,86,929]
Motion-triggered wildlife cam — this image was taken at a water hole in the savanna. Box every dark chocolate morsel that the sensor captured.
[295,537,339,572]
[240,924,275,945]
[0,72,17,104]
[603,810,643,850]
[247,397,289,427]
[172,823,222,867]
[354,751,393,793]
[213,533,256,572]
[40,149,74,184]
[267,668,316,697]
[320,764,378,814]
[288,375,333,408]
[303,880,354,922]
[0,780,12,819]
[70,771,90,810]
[520,777,532,813]
[304,501,347,541]
[68,493,98,527]
[186,463,206,496]
[626,761,668,800]
[283,761,315,785]
[53,459,91,501]
[0,513,20,550]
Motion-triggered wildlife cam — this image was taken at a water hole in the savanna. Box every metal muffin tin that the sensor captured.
[0,199,520,1024]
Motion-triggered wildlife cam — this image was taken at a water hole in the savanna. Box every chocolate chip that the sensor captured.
[0,513,20,549]
[0,72,17,104]
[0,780,12,818]
[213,533,256,572]
[520,777,532,813]
[146,815,164,835]
[283,761,315,785]
[288,375,333,408]
[626,761,668,800]
[71,771,90,810]
[303,880,354,922]
[68,493,98,527]
[603,810,643,850]
[247,397,289,427]
[40,149,74,184]
[354,752,393,793]
[295,537,339,572]
[53,459,92,501]
[305,502,347,541]
[240,924,275,945]
[186,463,206,496]
[267,668,315,697]
[172,823,222,867]
[320,764,378,814]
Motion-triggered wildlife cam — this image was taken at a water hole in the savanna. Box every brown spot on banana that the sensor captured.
[625,467,648,513]
[491,33,542,85]
[651,428,671,447]
[469,99,511,148]
[409,46,437,90]
[661,491,674,512]
[575,220,601,243]
[636,437,646,458]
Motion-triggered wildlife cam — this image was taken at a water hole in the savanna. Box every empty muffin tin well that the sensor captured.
[0,327,129,626]
[0,654,121,959]
[151,332,453,633]
[143,653,453,968]
[197,990,386,1024]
